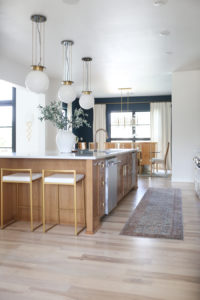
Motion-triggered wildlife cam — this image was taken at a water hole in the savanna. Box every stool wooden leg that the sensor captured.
[30,181,33,232]
[1,170,3,229]
[16,184,19,220]
[76,180,86,236]
[74,182,77,236]
[57,185,60,225]
[42,179,46,233]
[82,180,86,227]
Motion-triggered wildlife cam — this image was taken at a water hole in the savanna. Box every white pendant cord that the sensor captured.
[32,20,44,67]
[63,42,72,82]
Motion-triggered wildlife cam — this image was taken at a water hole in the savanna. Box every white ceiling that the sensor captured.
[0,0,200,97]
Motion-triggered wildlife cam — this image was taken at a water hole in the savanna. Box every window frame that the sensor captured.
[0,87,16,152]
[134,111,151,140]
[108,110,151,142]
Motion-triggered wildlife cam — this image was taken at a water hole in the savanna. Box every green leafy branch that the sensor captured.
[38,101,91,130]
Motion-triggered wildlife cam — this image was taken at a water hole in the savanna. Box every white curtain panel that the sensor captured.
[93,104,106,150]
[150,102,172,169]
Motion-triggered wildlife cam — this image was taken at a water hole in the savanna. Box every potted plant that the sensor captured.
[38,101,91,153]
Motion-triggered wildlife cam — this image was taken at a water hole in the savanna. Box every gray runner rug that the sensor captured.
[120,187,183,240]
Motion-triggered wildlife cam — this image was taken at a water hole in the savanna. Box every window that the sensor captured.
[134,112,150,139]
[110,111,150,141]
[111,112,133,139]
[0,80,16,153]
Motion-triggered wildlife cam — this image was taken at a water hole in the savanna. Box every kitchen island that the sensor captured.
[0,149,137,234]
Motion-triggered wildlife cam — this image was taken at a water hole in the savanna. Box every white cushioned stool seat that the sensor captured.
[3,172,42,183]
[44,173,84,184]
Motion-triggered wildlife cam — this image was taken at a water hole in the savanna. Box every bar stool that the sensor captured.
[42,169,86,235]
[1,168,42,231]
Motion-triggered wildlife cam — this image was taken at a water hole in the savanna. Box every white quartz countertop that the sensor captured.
[0,149,137,160]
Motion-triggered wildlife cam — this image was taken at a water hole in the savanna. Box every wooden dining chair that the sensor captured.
[150,142,170,176]
[89,142,98,150]
[104,142,117,149]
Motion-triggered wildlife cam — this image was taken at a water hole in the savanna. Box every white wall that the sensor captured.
[0,55,59,152]
[0,56,28,87]
[172,70,200,182]
[16,86,45,154]
[0,56,45,153]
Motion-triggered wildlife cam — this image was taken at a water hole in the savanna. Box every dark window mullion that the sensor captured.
[0,101,13,106]
[0,87,16,153]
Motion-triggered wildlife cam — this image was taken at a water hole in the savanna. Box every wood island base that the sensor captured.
[0,150,137,234]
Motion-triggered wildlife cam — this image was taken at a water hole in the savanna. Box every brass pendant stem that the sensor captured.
[82,91,92,95]
[62,81,73,85]
[31,65,45,71]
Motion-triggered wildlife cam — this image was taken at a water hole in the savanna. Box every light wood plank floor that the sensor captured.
[0,176,200,300]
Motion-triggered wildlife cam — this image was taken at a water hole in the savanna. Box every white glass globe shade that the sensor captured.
[25,70,49,94]
[79,93,94,110]
[58,84,76,103]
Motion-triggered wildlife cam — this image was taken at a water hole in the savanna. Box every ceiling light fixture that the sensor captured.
[118,88,132,127]
[58,40,76,103]
[159,30,170,37]
[79,57,94,110]
[153,0,168,6]
[25,15,49,94]
[165,51,173,55]
[118,88,132,112]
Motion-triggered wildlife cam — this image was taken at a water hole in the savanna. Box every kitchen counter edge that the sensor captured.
[0,149,137,160]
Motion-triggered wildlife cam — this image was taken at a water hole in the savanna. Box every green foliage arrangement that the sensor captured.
[38,101,91,130]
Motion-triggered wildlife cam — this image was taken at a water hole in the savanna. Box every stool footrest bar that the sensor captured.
[1,219,16,230]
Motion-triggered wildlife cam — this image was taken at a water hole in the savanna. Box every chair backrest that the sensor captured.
[89,142,98,150]
[164,142,170,164]
[104,142,117,149]
[119,142,134,149]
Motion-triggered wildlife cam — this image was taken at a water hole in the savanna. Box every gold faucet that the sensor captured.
[94,128,108,151]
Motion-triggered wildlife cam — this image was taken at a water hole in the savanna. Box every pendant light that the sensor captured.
[79,57,94,110]
[118,88,132,126]
[58,40,76,103]
[25,15,49,94]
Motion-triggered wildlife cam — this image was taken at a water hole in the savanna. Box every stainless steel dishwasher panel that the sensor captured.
[105,157,118,215]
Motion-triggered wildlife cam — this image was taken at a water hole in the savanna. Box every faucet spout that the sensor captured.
[94,128,108,151]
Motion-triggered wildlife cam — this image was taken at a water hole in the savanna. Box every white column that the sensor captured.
[172,70,200,182]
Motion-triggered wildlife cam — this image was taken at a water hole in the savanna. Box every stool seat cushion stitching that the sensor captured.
[3,173,42,182]
[44,173,84,184]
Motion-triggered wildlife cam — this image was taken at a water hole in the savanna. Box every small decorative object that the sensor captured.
[58,40,76,103]
[38,101,91,153]
[79,57,94,110]
[26,121,32,142]
[25,112,34,142]
[25,15,49,94]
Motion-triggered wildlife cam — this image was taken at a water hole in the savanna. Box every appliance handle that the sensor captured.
[112,161,121,165]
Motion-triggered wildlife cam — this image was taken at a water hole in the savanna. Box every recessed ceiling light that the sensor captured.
[62,0,80,4]
[154,0,168,6]
[159,30,170,37]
